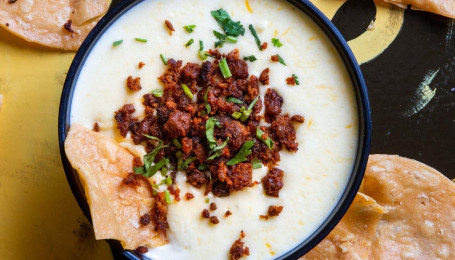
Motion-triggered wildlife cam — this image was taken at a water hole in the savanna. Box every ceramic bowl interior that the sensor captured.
[58,0,371,259]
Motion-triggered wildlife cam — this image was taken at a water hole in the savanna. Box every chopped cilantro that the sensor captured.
[214,30,227,40]
[172,138,182,149]
[227,140,255,165]
[243,55,257,62]
[165,176,173,185]
[134,143,169,178]
[272,38,283,47]
[205,198,210,203]
[226,36,238,43]
[226,97,243,104]
[183,24,196,33]
[143,134,161,141]
[256,128,274,150]
[181,157,198,170]
[249,24,262,51]
[207,137,230,161]
[198,164,209,171]
[292,74,300,85]
[276,54,286,65]
[211,9,245,37]
[215,41,224,48]
[206,117,221,149]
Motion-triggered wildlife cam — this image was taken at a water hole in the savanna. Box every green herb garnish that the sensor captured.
[256,128,274,150]
[164,190,171,204]
[249,24,262,50]
[252,158,263,169]
[172,138,182,149]
[135,38,147,43]
[185,39,194,47]
[207,137,229,161]
[211,9,245,37]
[165,176,173,185]
[199,40,204,51]
[198,164,209,171]
[183,25,196,33]
[231,111,242,119]
[152,89,163,97]
[112,40,123,46]
[215,41,224,48]
[204,88,211,114]
[206,117,221,149]
[219,57,232,79]
[227,140,255,165]
[160,54,168,65]
[143,134,161,141]
[292,74,300,85]
[277,54,286,65]
[181,157,198,170]
[232,96,258,122]
[272,38,283,47]
[134,143,169,178]
[226,97,243,104]
[243,55,257,62]
[205,198,210,203]
[226,36,238,43]
[214,30,227,40]
[181,83,194,99]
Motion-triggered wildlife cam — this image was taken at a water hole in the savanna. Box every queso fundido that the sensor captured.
[65,0,360,259]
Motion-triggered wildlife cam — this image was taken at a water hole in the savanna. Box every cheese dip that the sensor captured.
[70,0,359,259]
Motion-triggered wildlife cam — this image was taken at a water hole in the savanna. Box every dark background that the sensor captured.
[332,0,454,178]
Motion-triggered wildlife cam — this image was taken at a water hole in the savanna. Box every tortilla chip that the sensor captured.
[301,192,387,260]
[64,124,167,249]
[0,0,110,51]
[363,154,455,259]
[383,0,455,19]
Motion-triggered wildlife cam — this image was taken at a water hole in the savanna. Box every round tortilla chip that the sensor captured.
[301,193,387,260]
[0,0,111,51]
[363,155,455,259]
[383,0,455,19]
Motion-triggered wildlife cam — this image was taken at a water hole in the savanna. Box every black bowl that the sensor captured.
[58,0,371,259]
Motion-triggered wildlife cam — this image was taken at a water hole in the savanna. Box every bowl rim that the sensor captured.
[58,0,371,259]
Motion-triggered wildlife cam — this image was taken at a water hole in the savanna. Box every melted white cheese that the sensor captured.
[70,0,359,259]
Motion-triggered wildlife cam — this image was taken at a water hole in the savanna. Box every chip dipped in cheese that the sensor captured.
[64,124,167,249]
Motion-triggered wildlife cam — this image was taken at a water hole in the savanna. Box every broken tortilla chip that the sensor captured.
[301,192,387,260]
[64,124,167,249]
[383,0,455,19]
[363,154,455,259]
[0,0,111,51]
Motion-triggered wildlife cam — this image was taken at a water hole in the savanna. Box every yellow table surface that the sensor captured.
[0,1,403,259]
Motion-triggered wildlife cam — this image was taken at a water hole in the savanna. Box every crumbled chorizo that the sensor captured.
[164,111,192,138]
[93,122,100,132]
[63,20,74,33]
[140,213,151,226]
[268,205,284,217]
[122,173,139,186]
[264,88,283,118]
[152,192,169,234]
[114,104,136,137]
[259,68,270,85]
[209,202,217,211]
[201,209,210,219]
[185,193,195,200]
[291,115,305,124]
[271,55,279,62]
[230,231,250,260]
[136,246,148,254]
[286,76,296,86]
[127,76,142,92]
[262,168,284,197]
[228,163,253,191]
[225,210,232,217]
[210,216,220,224]
[261,42,268,50]
[271,115,298,152]
[186,164,209,188]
